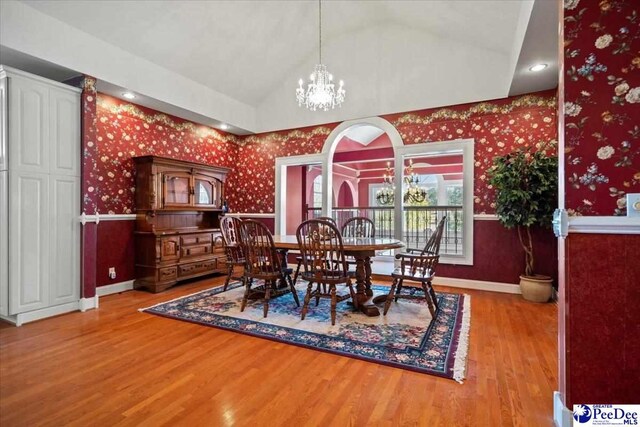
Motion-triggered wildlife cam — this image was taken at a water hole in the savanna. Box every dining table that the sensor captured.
[272,235,405,317]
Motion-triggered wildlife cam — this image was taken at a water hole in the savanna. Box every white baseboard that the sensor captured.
[0,314,17,325]
[433,276,521,294]
[554,391,572,427]
[96,280,134,297]
[1,301,83,327]
[79,295,99,312]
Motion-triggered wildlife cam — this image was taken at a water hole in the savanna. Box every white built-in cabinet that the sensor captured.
[0,66,81,324]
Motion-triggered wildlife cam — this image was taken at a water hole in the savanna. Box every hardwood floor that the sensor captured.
[0,276,557,426]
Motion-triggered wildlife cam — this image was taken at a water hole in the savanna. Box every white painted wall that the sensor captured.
[0,1,257,132]
[255,22,513,132]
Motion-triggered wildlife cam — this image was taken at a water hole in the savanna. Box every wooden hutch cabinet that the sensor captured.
[133,156,230,293]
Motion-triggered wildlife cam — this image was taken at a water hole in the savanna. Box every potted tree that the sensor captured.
[488,145,557,302]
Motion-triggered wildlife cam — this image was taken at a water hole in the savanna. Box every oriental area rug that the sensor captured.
[141,282,470,382]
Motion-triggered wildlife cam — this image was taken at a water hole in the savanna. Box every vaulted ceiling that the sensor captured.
[0,0,558,134]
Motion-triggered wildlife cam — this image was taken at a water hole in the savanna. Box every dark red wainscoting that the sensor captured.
[82,223,98,298]
[565,233,640,406]
[437,220,558,285]
[96,220,136,288]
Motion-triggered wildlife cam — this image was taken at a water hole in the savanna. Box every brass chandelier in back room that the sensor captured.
[296,0,346,111]
[376,160,429,206]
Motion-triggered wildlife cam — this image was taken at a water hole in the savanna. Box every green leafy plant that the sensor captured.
[488,146,557,277]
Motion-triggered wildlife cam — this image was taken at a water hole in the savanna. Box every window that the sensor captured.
[395,139,474,265]
[313,175,323,208]
[446,184,463,205]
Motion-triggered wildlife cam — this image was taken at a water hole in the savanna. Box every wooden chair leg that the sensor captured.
[263,282,271,318]
[315,283,322,306]
[301,281,313,320]
[395,279,404,302]
[223,264,233,291]
[330,286,337,326]
[287,274,300,307]
[421,282,436,319]
[293,259,303,285]
[346,279,357,309]
[383,279,398,315]
[428,282,438,310]
[240,278,251,312]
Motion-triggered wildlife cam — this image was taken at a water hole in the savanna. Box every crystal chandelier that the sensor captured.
[296,0,345,111]
[375,160,428,206]
[376,162,395,206]
[403,159,428,204]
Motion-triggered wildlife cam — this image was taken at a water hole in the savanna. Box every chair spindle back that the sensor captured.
[220,216,244,260]
[420,216,447,256]
[341,216,375,238]
[238,219,281,277]
[296,219,348,281]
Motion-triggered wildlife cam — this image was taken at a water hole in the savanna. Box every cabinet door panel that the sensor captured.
[193,174,221,208]
[162,172,192,207]
[49,176,80,305]
[159,237,180,262]
[8,76,49,173]
[9,172,50,314]
[49,89,80,176]
[0,171,8,316]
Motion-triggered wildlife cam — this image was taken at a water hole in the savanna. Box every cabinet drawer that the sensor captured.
[178,259,217,277]
[180,244,212,258]
[181,233,212,246]
[158,266,177,282]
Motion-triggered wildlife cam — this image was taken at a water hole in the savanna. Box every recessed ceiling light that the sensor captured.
[122,92,136,99]
[529,64,548,72]
[220,124,229,130]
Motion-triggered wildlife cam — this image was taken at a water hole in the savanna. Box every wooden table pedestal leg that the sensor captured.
[354,255,380,317]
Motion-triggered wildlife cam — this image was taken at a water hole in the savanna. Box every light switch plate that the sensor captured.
[627,193,640,217]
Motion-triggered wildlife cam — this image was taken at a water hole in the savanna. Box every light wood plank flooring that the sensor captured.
[0,276,557,426]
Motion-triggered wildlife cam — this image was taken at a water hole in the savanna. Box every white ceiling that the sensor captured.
[1,0,557,134]
[341,125,386,146]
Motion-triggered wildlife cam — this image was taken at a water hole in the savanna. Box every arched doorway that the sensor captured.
[336,181,354,207]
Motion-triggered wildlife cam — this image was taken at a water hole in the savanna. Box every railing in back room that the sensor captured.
[305,205,464,255]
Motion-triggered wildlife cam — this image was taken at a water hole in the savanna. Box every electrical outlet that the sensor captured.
[108,267,116,280]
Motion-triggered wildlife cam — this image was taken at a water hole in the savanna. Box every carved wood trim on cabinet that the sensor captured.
[133,156,230,293]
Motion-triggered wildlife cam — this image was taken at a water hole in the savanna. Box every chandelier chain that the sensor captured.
[319,0,322,64]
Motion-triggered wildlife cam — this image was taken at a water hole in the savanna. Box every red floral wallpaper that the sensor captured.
[564,0,640,215]
[82,76,98,215]
[89,91,557,215]
[231,125,338,212]
[385,93,557,214]
[88,94,239,214]
[233,91,556,215]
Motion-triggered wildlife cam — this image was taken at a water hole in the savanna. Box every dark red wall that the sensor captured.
[86,91,558,289]
[560,0,640,406]
[565,234,640,405]
[438,221,557,284]
[96,221,136,287]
